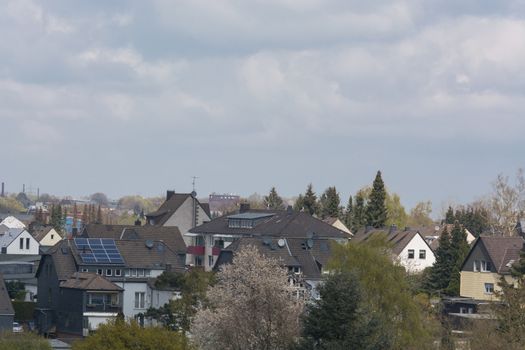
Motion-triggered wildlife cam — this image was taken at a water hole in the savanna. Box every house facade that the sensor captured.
[0,273,14,332]
[460,236,522,301]
[0,228,40,255]
[31,226,61,247]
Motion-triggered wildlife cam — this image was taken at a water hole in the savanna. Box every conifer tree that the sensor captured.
[424,226,453,293]
[366,171,387,228]
[82,204,89,226]
[319,186,341,219]
[263,187,285,210]
[446,221,470,295]
[445,206,455,224]
[352,193,367,232]
[302,184,319,216]
[96,205,103,224]
[293,194,305,212]
[344,196,353,229]
[72,202,78,230]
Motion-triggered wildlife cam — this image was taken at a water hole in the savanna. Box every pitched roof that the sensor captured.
[352,229,427,256]
[0,216,26,229]
[81,224,187,255]
[476,236,524,274]
[31,226,55,242]
[40,240,78,280]
[146,193,209,226]
[0,228,27,248]
[60,272,123,291]
[190,209,349,240]
[0,273,14,316]
[113,240,185,270]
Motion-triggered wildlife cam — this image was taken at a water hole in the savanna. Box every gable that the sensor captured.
[461,238,493,272]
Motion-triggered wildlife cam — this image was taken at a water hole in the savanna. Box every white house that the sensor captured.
[0,216,26,229]
[0,228,40,255]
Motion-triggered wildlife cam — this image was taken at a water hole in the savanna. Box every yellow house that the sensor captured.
[31,226,62,247]
[323,217,353,236]
[460,236,523,301]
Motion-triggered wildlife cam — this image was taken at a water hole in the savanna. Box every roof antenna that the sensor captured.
[191,176,199,197]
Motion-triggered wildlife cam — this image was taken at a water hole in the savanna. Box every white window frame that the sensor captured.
[473,260,479,272]
[115,269,122,277]
[408,249,415,259]
[481,260,492,272]
[134,292,145,309]
[419,250,426,259]
[484,283,494,294]
[106,269,112,276]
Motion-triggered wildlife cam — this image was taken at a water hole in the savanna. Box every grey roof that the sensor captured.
[31,226,55,242]
[190,209,349,240]
[227,212,275,220]
[146,193,209,226]
[466,236,524,274]
[352,229,428,256]
[60,272,123,291]
[0,273,14,316]
[0,228,27,248]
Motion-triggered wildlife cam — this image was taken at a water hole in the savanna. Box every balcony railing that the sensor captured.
[187,245,205,255]
[212,246,221,256]
[85,304,122,313]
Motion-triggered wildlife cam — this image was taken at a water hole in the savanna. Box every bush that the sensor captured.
[0,331,51,350]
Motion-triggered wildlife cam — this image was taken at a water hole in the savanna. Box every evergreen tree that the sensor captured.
[445,206,455,224]
[344,196,353,229]
[82,204,89,226]
[302,184,319,216]
[319,186,341,219]
[424,226,453,293]
[263,187,285,210]
[366,171,387,228]
[446,221,470,296]
[96,205,103,224]
[294,194,305,212]
[352,193,367,232]
[297,271,390,349]
[72,202,78,229]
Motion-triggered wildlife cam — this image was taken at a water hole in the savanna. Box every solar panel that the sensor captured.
[74,238,125,265]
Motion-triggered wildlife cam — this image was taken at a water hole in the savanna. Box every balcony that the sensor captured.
[212,247,221,256]
[187,245,205,255]
[85,303,122,313]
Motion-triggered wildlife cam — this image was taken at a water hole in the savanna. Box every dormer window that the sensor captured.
[227,213,274,229]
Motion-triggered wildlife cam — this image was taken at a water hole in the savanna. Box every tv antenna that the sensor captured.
[191,176,199,192]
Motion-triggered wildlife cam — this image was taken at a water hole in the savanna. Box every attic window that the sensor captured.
[227,213,274,229]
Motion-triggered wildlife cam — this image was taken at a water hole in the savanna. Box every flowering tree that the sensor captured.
[192,245,303,350]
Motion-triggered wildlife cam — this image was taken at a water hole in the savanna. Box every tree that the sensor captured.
[0,196,25,213]
[423,226,453,294]
[297,270,390,349]
[385,192,408,229]
[408,201,433,227]
[0,332,51,350]
[445,206,455,224]
[319,186,341,219]
[366,171,387,228]
[328,235,431,349]
[72,202,78,230]
[192,245,303,350]
[301,184,319,216]
[72,319,190,350]
[263,187,285,210]
[446,221,470,296]
[344,196,353,229]
[352,192,367,232]
[82,204,89,226]
[96,205,103,224]
[294,194,305,211]
[50,204,64,233]
[90,192,109,206]
[490,169,525,235]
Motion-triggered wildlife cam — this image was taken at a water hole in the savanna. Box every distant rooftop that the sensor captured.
[227,212,275,220]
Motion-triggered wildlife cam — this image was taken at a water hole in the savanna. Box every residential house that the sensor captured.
[36,236,186,336]
[0,227,40,255]
[55,272,123,337]
[0,216,26,229]
[208,193,240,217]
[420,224,476,251]
[353,227,436,273]
[0,254,41,301]
[322,217,352,236]
[0,273,14,332]
[460,236,523,301]
[31,226,61,247]
[188,206,349,271]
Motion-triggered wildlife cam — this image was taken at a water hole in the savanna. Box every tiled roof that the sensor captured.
[41,240,78,280]
[0,273,14,316]
[478,236,524,274]
[352,229,422,256]
[31,226,54,242]
[60,272,123,291]
[0,216,26,229]
[190,209,349,240]
[114,240,185,271]
[0,228,27,248]
[146,193,209,226]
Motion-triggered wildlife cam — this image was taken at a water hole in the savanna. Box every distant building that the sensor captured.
[419,224,476,251]
[0,273,14,332]
[0,216,26,229]
[208,193,240,217]
[31,226,62,247]
[323,217,352,236]
[0,227,40,255]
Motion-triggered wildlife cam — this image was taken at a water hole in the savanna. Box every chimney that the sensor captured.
[389,224,397,234]
[134,219,141,226]
[166,190,175,201]
[239,203,250,213]
[1,182,4,197]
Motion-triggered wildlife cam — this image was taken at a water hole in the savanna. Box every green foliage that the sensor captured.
[446,221,470,295]
[72,319,191,350]
[0,331,51,350]
[319,186,341,219]
[385,192,408,229]
[6,281,26,301]
[446,205,490,236]
[12,301,36,322]
[49,204,65,234]
[328,236,432,349]
[408,201,433,227]
[365,171,387,228]
[297,270,390,350]
[344,196,353,229]
[263,187,285,210]
[302,184,319,216]
[0,196,25,213]
[293,194,305,211]
[424,227,453,294]
[445,206,455,224]
[351,192,367,232]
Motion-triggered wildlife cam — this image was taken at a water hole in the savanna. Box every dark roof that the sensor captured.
[215,236,336,280]
[81,224,187,254]
[38,240,78,280]
[146,193,209,226]
[0,273,14,316]
[190,209,349,239]
[352,229,429,256]
[31,226,54,242]
[113,240,185,271]
[466,236,524,274]
[200,203,211,218]
[60,272,123,291]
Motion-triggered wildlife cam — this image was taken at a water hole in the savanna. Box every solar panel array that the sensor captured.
[74,238,125,264]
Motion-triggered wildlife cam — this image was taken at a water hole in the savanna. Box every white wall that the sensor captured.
[6,230,39,255]
[39,228,61,247]
[115,281,149,319]
[397,233,436,273]
[163,197,211,241]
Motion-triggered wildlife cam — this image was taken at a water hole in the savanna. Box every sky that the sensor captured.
[1,0,524,214]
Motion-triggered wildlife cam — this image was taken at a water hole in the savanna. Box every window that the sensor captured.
[124,269,130,277]
[419,250,426,259]
[51,234,54,240]
[481,261,492,272]
[473,260,479,272]
[195,236,205,246]
[134,292,145,309]
[408,250,415,259]
[97,269,103,275]
[106,269,112,276]
[138,269,144,277]
[485,283,494,294]
[144,269,151,277]
[131,268,137,277]
[81,268,88,272]
[19,238,24,250]
[195,256,203,266]
[208,255,214,266]
[115,269,122,277]
[26,238,30,250]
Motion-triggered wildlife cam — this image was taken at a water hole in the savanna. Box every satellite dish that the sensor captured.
[191,191,197,198]
[277,239,285,248]
[145,240,154,249]
[306,231,314,239]
[306,239,314,249]
[434,226,440,231]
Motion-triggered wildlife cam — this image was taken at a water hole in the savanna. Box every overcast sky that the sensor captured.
[1,0,524,213]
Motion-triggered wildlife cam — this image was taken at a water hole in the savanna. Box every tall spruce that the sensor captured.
[319,186,341,219]
[352,193,367,232]
[263,187,285,210]
[366,171,388,228]
[302,184,319,216]
[424,226,453,293]
[445,206,455,224]
[344,196,353,229]
[294,194,305,212]
[72,202,78,230]
[446,221,470,296]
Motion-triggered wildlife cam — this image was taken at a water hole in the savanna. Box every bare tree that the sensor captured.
[490,169,525,236]
[191,245,303,350]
